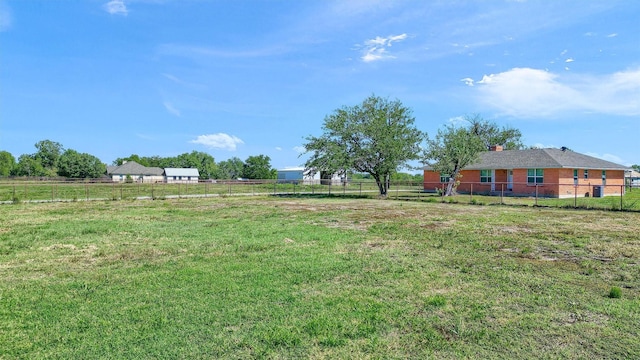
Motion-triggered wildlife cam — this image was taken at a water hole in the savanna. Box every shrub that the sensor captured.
[608,286,622,299]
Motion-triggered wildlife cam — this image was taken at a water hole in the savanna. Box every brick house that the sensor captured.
[423,147,629,198]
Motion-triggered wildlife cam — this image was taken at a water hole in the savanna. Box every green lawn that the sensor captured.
[1,197,639,358]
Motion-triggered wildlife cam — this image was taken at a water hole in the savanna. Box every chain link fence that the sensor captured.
[1,178,639,211]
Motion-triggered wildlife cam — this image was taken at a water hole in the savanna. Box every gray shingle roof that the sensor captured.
[108,161,164,176]
[425,148,629,171]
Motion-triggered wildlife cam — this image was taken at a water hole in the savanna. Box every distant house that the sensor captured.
[424,147,629,198]
[277,167,345,185]
[627,170,640,188]
[107,161,164,183]
[165,168,199,184]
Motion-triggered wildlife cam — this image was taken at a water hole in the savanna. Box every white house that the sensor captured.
[165,168,200,184]
[107,161,164,183]
[277,167,345,185]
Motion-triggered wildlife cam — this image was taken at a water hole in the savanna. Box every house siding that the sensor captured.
[424,168,626,198]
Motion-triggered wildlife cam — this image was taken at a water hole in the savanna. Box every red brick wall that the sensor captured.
[423,168,627,198]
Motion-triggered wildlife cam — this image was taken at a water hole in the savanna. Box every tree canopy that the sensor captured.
[423,116,524,196]
[303,95,425,196]
[243,155,276,180]
[217,157,245,180]
[0,151,15,177]
[57,150,106,178]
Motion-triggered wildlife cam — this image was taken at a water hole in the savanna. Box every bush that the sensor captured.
[608,286,622,299]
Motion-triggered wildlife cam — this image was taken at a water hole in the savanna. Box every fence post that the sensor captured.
[501,183,504,204]
[24,183,28,201]
[535,185,539,206]
[621,185,624,211]
[52,184,55,201]
[329,182,331,195]
[574,185,577,208]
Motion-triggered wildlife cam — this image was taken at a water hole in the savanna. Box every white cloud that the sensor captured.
[586,152,629,166]
[275,147,282,151]
[531,143,557,149]
[358,33,408,62]
[565,58,574,63]
[474,67,640,117]
[103,0,128,16]
[293,146,306,154]
[190,133,244,151]
[163,102,181,117]
[461,77,475,86]
[607,33,618,38]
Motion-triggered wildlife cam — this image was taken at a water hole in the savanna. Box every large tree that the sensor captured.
[57,149,106,178]
[423,116,523,196]
[34,140,64,175]
[0,151,16,177]
[243,155,276,180]
[303,95,425,197]
[216,157,245,179]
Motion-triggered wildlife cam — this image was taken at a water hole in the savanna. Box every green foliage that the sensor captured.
[243,155,276,179]
[217,157,245,179]
[34,140,64,174]
[608,286,622,299]
[0,150,16,176]
[13,154,48,177]
[303,95,425,196]
[57,149,107,178]
[632,164,640,172]
[423,115,523,196]
[467,115,524,150]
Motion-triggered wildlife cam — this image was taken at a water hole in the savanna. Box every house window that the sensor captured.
[584,169,588,179]
[480,170,492,183]
[440,174,450,183]
[574,169,578,185]
[527,169,544,184]
[602,170,606,185]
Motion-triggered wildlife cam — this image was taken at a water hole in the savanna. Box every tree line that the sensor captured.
[0,141,279,180]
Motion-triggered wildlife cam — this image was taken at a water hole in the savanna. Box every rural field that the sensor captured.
[1,196,639,359]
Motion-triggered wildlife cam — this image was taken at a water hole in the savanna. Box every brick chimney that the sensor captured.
[489,145,504,152]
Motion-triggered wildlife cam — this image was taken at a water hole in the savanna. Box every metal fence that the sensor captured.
[1,178,638,211]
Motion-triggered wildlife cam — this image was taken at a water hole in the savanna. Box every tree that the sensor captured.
[466,115,524,150]
[423,116,524,196]
[632,164,640,172]
[13,155,47,177]
[57,149,106,178]
[216,157,245,179]
[0,151,15,177]
[303,95,424,196]
[424,125,485,196]
[243,155,276,180]
[34,140,64,175]
[113,154,148,166]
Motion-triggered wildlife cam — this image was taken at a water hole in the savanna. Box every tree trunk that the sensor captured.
[374,174,388,197]
[444,165,461,196]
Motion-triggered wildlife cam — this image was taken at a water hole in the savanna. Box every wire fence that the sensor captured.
[1,178,639,211]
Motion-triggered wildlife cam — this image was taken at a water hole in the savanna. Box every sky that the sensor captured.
[1,0,639,170]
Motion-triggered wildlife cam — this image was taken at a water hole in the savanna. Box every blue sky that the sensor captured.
[1,0,639,170]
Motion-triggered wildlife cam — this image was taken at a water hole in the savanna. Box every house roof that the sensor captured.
[164,168,200,177]
[108,161,164,176]
[425,148,629,171]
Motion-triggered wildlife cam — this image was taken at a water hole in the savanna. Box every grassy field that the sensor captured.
[2,180,639,212]
[1,196,639,358]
